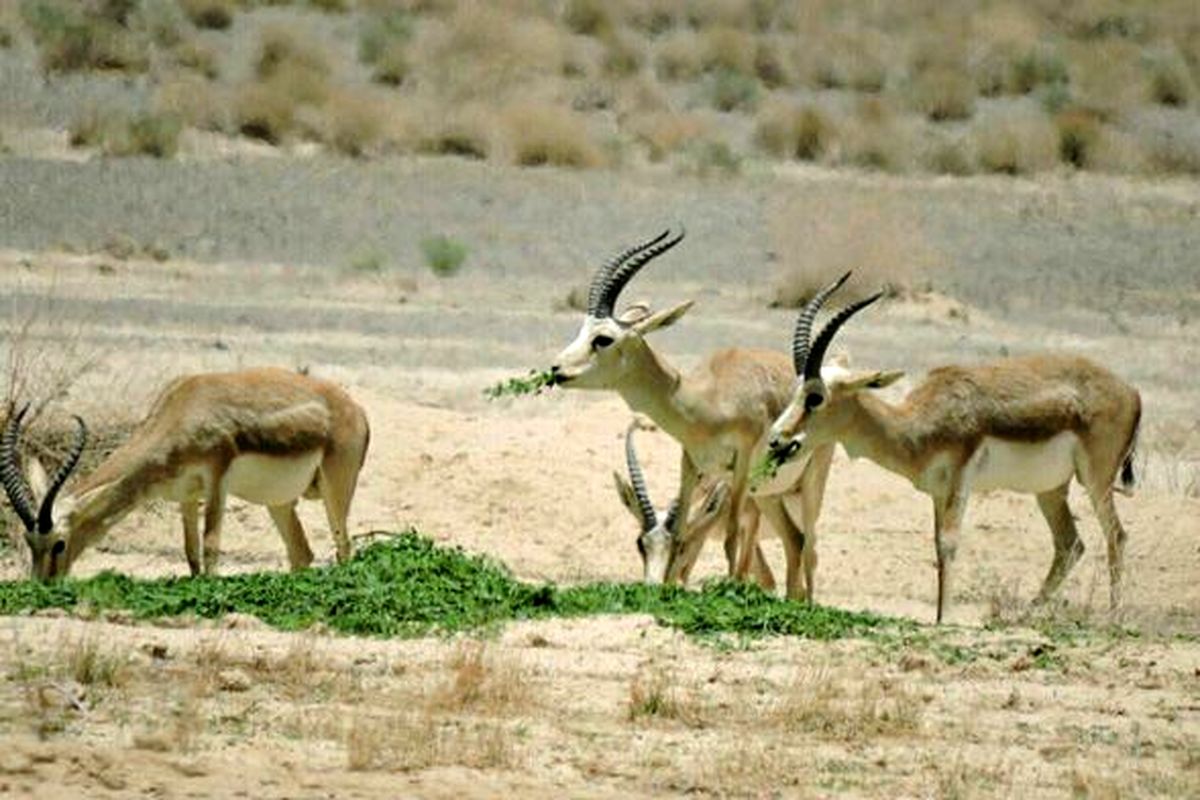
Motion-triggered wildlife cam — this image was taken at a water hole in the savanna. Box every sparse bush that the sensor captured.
[839,99,908,172]
[418,109,492,160]
[156,77,225,131]
[628,111,709,162]
[811,34,887,92]
[681,138,741,178]
[372,41,409,86]
[1055,108,1103,168]
[601,31,643,78]
[233,82,295,144]
[708,68,759,112]
[925,137,974,175]
[421,234,468,277]
[504,104,604,168]
[173,38,219,80]
[1010,45,1068,95]
[755,102,835,161]
[68,107,181,158]
[179,0,234,31]
[655,31,703,82]
[323,93,385,157]
[359,8,412,65]
[974,109,1059,174]
[701,25,755,76]
[1147,50,1195,107]
[754,38,791,88]
[256,26,329,85]
[22,0,148,73]
[138,0,188,47]
[911,68,976,121]
[563,0,611,37]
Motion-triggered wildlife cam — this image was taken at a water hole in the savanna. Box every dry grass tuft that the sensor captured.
[770,668,922,741]
[755,100,836,161]
[179,0,234,31]
[155,77,226,132]
[322,92,387,157]
[71,105,183,157]
[503,103,604,168]
[974,108,1059,175]
[626,665,706,727]
[628,111,710,162]
[429,640,533,714]
[1055,108,1105,169]
[911,67,977,122]
[345,711,519,772]
[22,0,148,74]
[767,191,938,308]
[172,37,220,80]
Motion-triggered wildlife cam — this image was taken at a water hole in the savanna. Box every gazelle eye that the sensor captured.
[804,392,825,411]
[592,335,614,351]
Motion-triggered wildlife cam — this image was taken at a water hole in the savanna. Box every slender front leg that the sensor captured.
[181,499,201,577]
[933,482,969,624]
[665,453,701,584]
[755,496,802,599]
[202,478,228,575]
[797,443,835,603]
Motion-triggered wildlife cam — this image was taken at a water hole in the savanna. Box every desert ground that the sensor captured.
[0,154,1197,798]
[1,2,1199,796]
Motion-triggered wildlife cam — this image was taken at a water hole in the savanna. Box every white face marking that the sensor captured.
[966,433,1079,494]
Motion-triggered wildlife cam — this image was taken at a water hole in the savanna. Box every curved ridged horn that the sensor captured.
[37,415,86,534]
[1,404,37,532]
[792,271,852,374]
[589,228,685,319]
[803,292,886,382]
[624,423,658,530]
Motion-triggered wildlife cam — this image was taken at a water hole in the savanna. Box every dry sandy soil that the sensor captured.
[0,154,1198,797]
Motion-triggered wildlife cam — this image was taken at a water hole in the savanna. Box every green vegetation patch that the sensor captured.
[0,532,903,642]
[484,369,561,399]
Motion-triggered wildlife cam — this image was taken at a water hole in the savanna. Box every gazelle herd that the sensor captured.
[1,231,1141,623]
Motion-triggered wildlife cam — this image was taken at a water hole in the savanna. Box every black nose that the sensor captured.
[770,437,799,459]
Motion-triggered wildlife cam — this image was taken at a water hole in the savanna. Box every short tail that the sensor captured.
[1117,403,1141,495]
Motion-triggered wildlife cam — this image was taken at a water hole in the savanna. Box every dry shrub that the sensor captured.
[1146,48,1196,107]
[22,0,148,74]
[755,100,836,161]
[563,0,612,37]
[837,97,909,172]
[754,36,791,88]
[503,103,604,168]
[1055,107,1104,169]
[172,37,219,80]
[345,712,519,772]
[1136,117,1200,175]
[68,106,182,158]
[233,82,295,144]
[429,641,532,714]
[322,92,386,157]
[770,669,922,741]
[1067,39,1147,116]
[655,30,704,82]
[767,191,938,308]
[628,111,710,162]
[911,67,977,121]
[156,77,225,131]
[974,108,1059,175]
[626,666,706,726]
[179,0,234,31]
[416,104,493,159]
[600,30,643,78]
[421,3,566,102]
[808,32,888,92]
[701,25,755,75]
[255,26,330,92]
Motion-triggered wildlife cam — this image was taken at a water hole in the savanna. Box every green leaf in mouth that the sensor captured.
[484,369,561,400]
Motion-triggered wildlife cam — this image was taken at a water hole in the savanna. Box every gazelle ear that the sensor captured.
[630,300,694,336]
[615,302,652,326]
[27,456,49,502]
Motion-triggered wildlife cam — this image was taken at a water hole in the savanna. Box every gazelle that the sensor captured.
[550,229,837,600]
[1,367,370,580]
[613,420,730,583]
[764,275,1142,622]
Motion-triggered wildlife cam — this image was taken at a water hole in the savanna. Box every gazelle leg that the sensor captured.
[202,480,228,575]
[1086,484,1129,610]
[739,504,775,591]
[268,502,315,571]
[797,444,835,603]
[1034,483,1084,603]
[318,455,363,565]
[933,484,969,624]
[666,454,702,584]
[757,496,804,600]
[181,499,201,577]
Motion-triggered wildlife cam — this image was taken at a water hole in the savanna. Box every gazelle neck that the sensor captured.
[62,480,137,565]
[613,339,698,447]
[840,392,923,485]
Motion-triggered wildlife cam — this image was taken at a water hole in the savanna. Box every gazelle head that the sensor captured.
[613,421,727,584]
[766,274,901,467]
[1,405,87,580]
[550,229,693,390]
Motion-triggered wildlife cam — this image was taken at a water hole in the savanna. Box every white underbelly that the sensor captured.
[969,433,1078,494]
[225,451,323,506]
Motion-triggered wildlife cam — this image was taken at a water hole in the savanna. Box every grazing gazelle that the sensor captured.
[613,420,729,584]
[550,229,837,600]
[1,367,370,580]
[765,276,1142,622]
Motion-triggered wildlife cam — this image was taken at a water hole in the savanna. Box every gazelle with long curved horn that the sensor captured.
[764,278,1142,623]
[1,367,370,580]
[613,421,730,583]
[550,230,839,600]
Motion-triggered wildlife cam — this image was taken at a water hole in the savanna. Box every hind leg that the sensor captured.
[318,452,363,564]
[268,502,315,571]
[757,496,804,600]
[1034,483,1084,603]
[1086,485,1129,610]
[201,481,227,575]
[181,499,201,577]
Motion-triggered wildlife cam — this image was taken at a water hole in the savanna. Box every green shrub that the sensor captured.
[421,235,468,277]
[21,0,147,73]
[709,68,759,112]
[179,0,234,31]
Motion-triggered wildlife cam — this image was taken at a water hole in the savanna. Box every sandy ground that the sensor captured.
[0,157,1198,797]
